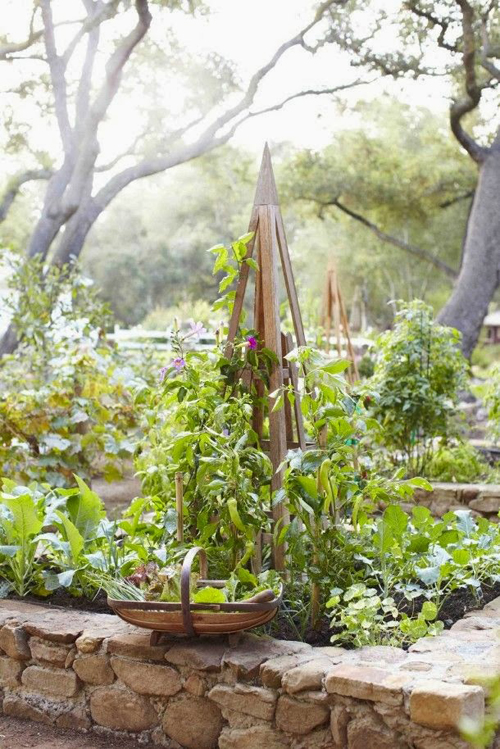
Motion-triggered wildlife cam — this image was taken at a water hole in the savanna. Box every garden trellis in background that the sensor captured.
[226,144,307,572]
[321,259,359,385]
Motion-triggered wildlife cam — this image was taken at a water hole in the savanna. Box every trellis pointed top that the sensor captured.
[253,143,279,206]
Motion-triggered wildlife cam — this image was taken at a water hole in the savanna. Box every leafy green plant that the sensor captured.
[0,477,144,598]
[369,300,468,476]
[482,364,500,446]
[0,480,44,595]
[425,442,491,483]
[326,583,442,647]
[136,233,279,573]
[0,255,145,486]
[269,345,430,631]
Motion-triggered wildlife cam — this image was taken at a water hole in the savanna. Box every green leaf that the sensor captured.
[407,536,430,553]
[421,601,438,621]
[193,587,226,604]
[55,511,84,563]
[238,232,254,245]
[69,476,104,541]
[214,247,229,274]
[416,565,440,585]
[237,567,257,586]
[437,529,459,547]
[454,510,475,536]
[383,504,408,537]
[3,493,42,544]
[412,506,432,526]
[344,583,366,601]
[42,434,72,452]
[322,360,351,374]
[296,476,318,501]
[452,548,470,566]
[271,394,284,412]
[0,545,19,557]
[407,477,433,491]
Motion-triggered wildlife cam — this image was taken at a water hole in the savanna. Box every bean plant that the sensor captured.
[136,233,277,574]
[273,345,428,630]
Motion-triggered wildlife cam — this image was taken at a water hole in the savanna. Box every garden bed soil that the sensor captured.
[11,580,500,648]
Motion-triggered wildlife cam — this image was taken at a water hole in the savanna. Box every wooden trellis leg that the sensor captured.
[259,205,288,572]
[275,210,307,348]
[322,259,359,385]
[338,287,359,382]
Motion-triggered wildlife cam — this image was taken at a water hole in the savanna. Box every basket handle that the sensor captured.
[180,546,208,637]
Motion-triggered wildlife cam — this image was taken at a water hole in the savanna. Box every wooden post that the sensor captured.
[321,258,359,384]
[175,472,184,543]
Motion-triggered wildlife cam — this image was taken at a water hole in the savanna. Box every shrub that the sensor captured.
[425,442,491,483]
[0,255,145,486]
[482,364,500,445]
[369,300,468,476]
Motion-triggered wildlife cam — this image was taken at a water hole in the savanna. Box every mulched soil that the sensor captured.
[9,589,110,615]
[401,580,500,627]
[0,715,156,749]
[265,581,500,647]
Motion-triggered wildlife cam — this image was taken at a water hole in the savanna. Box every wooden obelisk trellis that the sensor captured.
[226,144,307,571]
[322,260,359,384]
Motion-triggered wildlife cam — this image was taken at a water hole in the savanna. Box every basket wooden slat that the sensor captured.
[108,546,282,637]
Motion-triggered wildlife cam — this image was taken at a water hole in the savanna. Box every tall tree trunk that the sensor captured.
[438,134,500,358]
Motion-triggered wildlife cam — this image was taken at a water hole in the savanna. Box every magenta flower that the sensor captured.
[173,357,186,371]
[247,336,257,350]
[159,367,168,382]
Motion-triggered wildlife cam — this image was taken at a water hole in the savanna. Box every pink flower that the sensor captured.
[159,367,168,382]
[188,320,207,338]
[173,357,186,371]
[247,336,257,350]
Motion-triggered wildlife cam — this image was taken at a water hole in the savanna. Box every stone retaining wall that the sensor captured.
[412,482,500,521]
[0,600,499,748]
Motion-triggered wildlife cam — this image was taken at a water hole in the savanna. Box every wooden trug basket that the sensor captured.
[108,547,282,640]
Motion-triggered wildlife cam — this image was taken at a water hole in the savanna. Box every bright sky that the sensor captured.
[169,0,450,152]
[1,0,452,164]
